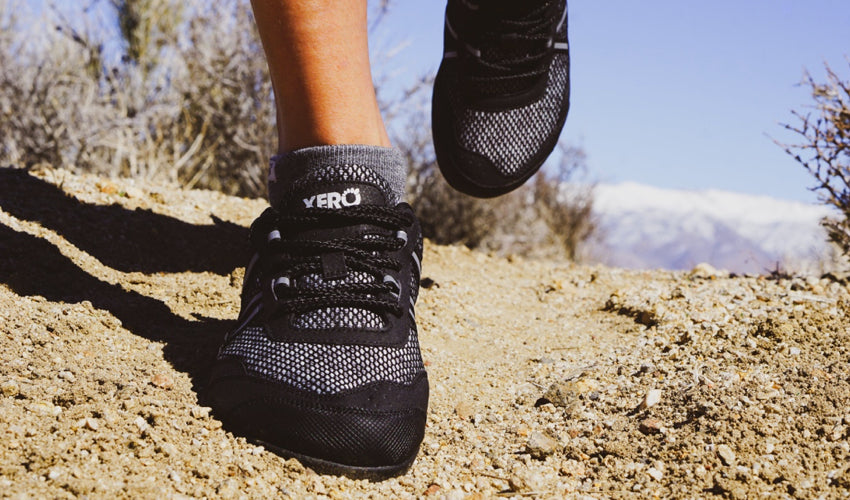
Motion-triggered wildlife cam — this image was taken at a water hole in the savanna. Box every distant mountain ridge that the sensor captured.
[588,182,835,274]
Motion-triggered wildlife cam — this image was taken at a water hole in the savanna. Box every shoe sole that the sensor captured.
[256,438,420,481]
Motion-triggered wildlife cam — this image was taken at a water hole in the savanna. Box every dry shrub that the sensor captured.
[404,142,597,261]
[781,60,850,257]
[1,0,596,259]
[0,0,274,197]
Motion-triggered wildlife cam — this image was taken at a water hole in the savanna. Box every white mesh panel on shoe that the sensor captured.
[294,270,386,330]
[453,53,569,177]
[221,326,424,394]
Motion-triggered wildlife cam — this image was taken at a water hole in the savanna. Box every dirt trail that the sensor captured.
[1,166,849,499]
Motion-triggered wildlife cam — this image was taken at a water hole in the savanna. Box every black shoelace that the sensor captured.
[249,206,413,317]
[459,0,559,79]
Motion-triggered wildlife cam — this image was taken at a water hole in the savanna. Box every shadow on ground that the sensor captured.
[0,168,251,390]
[0,168,248,274]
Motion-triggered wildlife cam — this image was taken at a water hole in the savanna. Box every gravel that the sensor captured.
[1,166,849,498]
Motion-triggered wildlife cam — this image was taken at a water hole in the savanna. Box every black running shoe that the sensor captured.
[207,165,428,480]
[432,0,570,198]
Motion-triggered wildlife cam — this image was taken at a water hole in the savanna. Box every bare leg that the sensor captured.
[251,0,390,153]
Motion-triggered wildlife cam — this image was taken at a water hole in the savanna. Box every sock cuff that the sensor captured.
[268,145,406,208]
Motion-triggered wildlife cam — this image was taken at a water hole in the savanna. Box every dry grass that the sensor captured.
[1,0,596,260]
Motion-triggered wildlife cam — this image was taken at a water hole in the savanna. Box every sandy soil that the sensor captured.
[1,165,849,499]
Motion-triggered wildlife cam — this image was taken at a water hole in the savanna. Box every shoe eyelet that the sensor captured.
[267,230,281,243]
[383,274,401,300]
[396,230,408,246]
[271,276,290,301]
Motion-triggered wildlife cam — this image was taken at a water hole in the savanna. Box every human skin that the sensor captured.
[250,0,391,154]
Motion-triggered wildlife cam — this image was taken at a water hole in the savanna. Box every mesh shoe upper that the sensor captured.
[208,163,428,476]
[433,0,570,197]
[454,53,569,177]
[219,165,424,393]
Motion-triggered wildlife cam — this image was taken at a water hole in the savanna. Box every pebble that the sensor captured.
[1,379,20,397]
[717,444,736,466]
[76,417,99,431]
[640,389,662,409]
[647,467,663,481]
[690,262,722,279]
[508,469,542,493]
[543,378,598,407]
[124,186,145,199]
[58,370,76,383]
[639,418,663,435]
[5,168,849,500]
[191,406,211,419]
[133,416,149,433]
[526,431,560,459]
[423,484,441,496]
[544,381,580,407]
[150,373,174,390]
[159,442,178,457]
[454,401,473,420]
[29,401,62,417]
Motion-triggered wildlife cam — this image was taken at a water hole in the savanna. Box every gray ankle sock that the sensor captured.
[268,145,406,208]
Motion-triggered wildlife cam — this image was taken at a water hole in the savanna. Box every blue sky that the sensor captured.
[374,1,850,202]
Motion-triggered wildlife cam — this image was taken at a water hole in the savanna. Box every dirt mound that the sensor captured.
[1,166,849,498]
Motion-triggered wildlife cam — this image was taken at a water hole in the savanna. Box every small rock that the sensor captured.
[640,389,662,409]
[420,277,437,289]
[133,416,149,433]
[690,262,725,279]
[508,472,531,493]
[639,418,663,435]
[647,467,663,481]
[543,379,597,407]
[124,186,145,199]
[424,440,440,455]
[58,370,76,383]
[83,417,99,431]
[159,442,178,457]
[526,431,560,459]
[191,406,211,419]
[514,382,539,405]
[543,384,576,407]
[423,484,441,496]
[1,379,20,397]
[29,401,62,417]
[311,478,326,495]
[97,181,118,195]
[717,444,736,466]
[150,373,174,390]
[455,401,473,420]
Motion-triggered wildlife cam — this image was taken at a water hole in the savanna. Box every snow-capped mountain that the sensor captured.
[587,182,836,274]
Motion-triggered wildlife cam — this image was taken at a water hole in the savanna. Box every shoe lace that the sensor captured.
[458,0,559,78]
[250,205,413,318]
